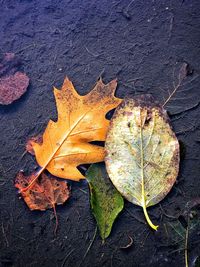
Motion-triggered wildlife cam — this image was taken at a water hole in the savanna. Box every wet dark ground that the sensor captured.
[0,0,200,266]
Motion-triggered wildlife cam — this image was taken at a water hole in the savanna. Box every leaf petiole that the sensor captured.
[142,199,158,231]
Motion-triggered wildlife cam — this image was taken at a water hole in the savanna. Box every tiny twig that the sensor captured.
[185,223,189,267]
[1,222,9,247]
[176,124,196,135]
[97,68,105,80]
[110,247,118,267]
[0,180,6,186]
[140,230,150,247]
[85,46,99,57]
[123,0,135,19]
[159,204,179,219]
[78,226,97,267]
[120,235,133,249]
[168,247,186,255]
[125,208,146,224]
[16,43,37,53]
[61,249,75,267]
[79,188,87,194]
[52,204,58,236]
[168,13,174,40]
[19,150,28,161]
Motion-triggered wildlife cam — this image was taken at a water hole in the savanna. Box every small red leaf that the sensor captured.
[15,172,70,211]
[15,172,70,233]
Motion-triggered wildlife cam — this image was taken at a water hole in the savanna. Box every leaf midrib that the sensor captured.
[37,110,91,177]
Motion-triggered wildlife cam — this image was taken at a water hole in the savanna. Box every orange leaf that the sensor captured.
[25,77,121,187]
[15,172,70,233]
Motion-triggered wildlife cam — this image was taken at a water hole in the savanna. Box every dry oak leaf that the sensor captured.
[23,77,121,191]
[105,95,179,230]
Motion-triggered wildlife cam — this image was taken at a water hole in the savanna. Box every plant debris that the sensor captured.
[163,62,200,115]
[120,235,134,249]
[165,200,200,267]
[0,53,29,105]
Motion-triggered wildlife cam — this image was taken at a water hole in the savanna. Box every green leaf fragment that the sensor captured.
[86,163,124,240]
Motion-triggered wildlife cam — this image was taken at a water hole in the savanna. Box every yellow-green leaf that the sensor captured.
[105,95,179,230]
[86,163,124,240]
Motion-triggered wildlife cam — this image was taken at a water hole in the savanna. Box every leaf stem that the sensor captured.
[21,112,89,193]
[162,83,180,107]
[78,226,97,267]
[140,109,158,231]
[185,225,189,267]
[52,203,58,236]
[142,201,158,231]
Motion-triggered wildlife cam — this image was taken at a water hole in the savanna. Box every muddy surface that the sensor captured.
[0,1,200,266]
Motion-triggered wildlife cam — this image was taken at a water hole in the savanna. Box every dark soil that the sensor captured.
[0,1,200,266]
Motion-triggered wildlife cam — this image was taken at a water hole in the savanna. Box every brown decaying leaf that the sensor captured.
[0,53,29,105]
[15,172,70,233]
[19,77,121,196]
[165,201,200,267]
[163,62,199,115]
